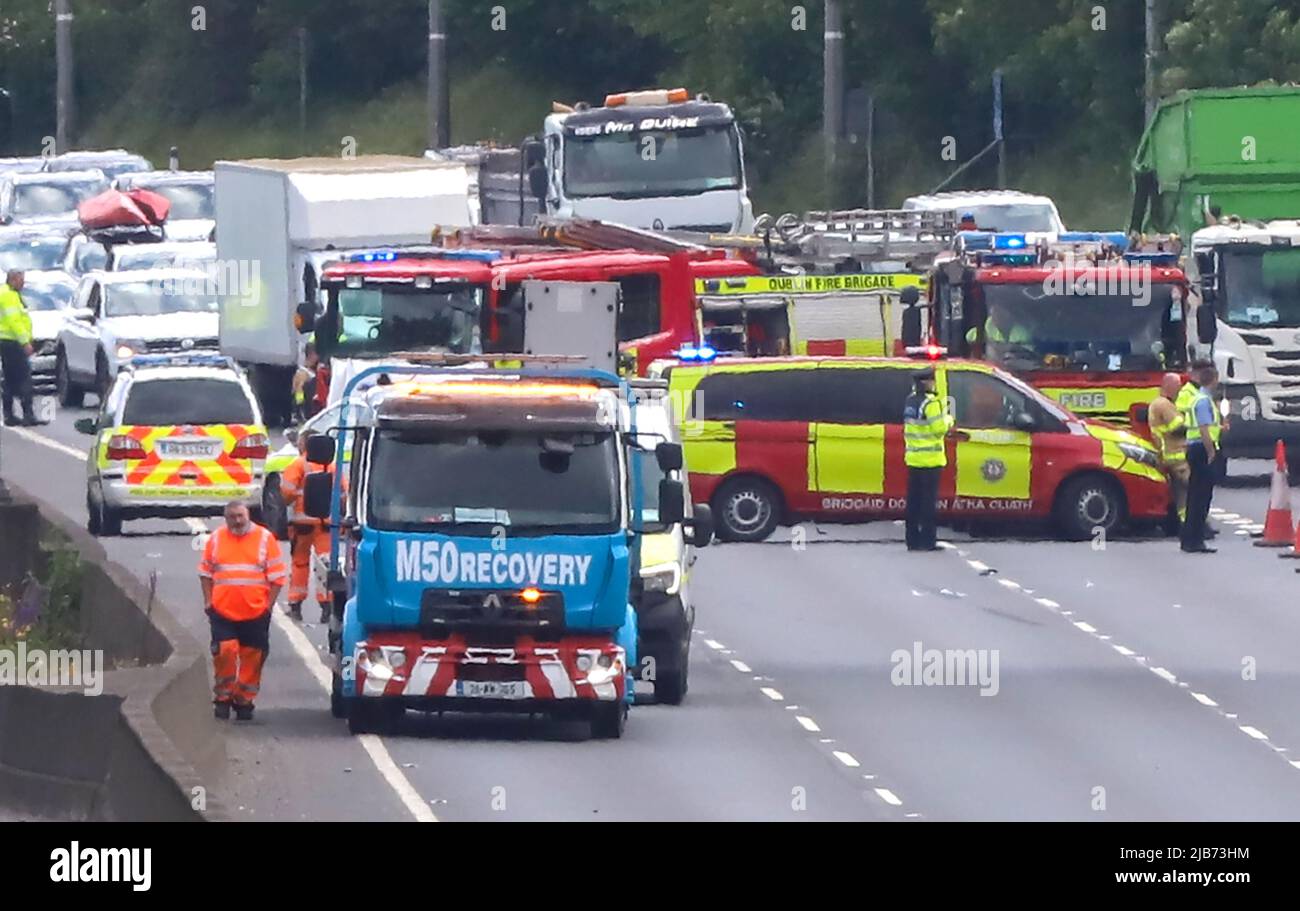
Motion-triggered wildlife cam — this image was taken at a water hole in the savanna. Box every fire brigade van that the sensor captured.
[652,354,1168,542]
[75,353,270,535]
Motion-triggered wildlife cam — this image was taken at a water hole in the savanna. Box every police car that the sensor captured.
[652,351,1168,542]
[75,354,270,535]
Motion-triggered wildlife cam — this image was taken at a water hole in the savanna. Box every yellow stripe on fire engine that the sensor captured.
[954,430,1032,499]
[679,420,737,475]
[1038,386,1159,419]
[695,273,928,296]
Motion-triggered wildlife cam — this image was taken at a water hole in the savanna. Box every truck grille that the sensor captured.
[1240,333,1273,346]
[1273,395,1300,417]
[418,588,565,633]
[145,337,219,352]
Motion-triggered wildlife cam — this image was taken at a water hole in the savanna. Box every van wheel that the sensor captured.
[590,702,627,739]
[713,477,781,542]
[56,349,84,407]
[1055,474,1124,541]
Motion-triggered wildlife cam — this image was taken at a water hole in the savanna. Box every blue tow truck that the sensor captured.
[300,359,700,737]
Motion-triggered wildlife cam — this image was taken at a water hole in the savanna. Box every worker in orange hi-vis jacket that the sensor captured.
[280,432,344,624]
[199,501,286,721]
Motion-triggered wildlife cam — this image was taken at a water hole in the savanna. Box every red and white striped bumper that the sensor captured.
[354,632,627,703]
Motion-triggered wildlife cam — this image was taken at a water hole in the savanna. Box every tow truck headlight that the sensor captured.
[585,653,624,686]
[1118,442,1158,467]
[640,561,681,595]
[357,646,404,680]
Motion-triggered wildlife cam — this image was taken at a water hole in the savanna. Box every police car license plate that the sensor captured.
[158,440,219,459]
[456,680,526,699]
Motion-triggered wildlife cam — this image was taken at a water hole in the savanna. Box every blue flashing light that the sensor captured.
[127,353,234,369]
[434,249,501,262]
[958,231,995,251]
[349,250,399,263]
[992,233,1028,251]
[676,345,718,362]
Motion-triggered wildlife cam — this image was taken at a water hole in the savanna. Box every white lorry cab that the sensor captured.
[1189,219,1300,471]
[903,190,1065,244]
[538,89,754,234]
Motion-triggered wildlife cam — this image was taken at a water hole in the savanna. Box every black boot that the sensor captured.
[233,703,255,722]
[213,701,232,720]
[287,602,303,621]
[319,602,331,624]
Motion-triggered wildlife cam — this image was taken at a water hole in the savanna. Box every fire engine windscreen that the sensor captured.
[367,429,620,535]
[980,283,1180,371]
[564,124,741,198]
[1219,248,1300,329]
[332,285,482,357]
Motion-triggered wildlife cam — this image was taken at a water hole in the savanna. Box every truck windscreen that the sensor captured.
[332,285,482,357]
[1220,248,1300,329]
[564,124,741,198]
[367,428,620,536]
[979,283,1180,371]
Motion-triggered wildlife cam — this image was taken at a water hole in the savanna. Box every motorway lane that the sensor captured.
[2,405,898,822]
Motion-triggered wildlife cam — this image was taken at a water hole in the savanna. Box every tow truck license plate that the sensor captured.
[456,680,526,699]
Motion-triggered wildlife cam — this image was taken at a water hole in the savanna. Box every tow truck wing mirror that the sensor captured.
[655,441,684,472]
[658,478,686,526]
[685,504,714,547]
[302,472,334,520]
[1196,305,1218,345]
[305,434,336,466]
[527,164,548,203]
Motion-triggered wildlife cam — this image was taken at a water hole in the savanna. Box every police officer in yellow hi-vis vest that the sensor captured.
[1180,360,1221,554]
[903,366,953,551]
[0,270,39,426]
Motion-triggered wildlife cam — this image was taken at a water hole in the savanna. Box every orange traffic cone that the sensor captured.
[1257,440,1295,547]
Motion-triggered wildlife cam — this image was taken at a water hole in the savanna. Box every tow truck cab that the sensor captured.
[930,232,1190,428]
[303,365,693,737]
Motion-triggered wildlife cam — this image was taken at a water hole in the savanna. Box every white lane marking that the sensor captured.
[1240,726,1269,741]
[1192,692,1217,707]
[1073,621,1097,633]
[760,687,784,701]
[832,750,860,768]
[967,560,989,572]
[874,787,903,806]
[729,659,752,673]
[9,431,439,823]
[1035,597,1060,609]
[4,425,88,461]
[1291,760,1300,771]
[1151,667,1177,684]
[795,715,821,732]
[703,639,725,650]
[997,579,1021,590]
[1217,512,1240,520]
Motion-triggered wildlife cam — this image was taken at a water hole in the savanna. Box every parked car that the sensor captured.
[55,268,219,405]
[44,150,152,182]
[109,240,215,273]
[0,226,73,273]
[0,169,109,228]
[115,170,214,242]
[61,233,110,277]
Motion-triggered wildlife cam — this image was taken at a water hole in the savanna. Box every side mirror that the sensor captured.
[1012,412,1036,431]
[295,300,316,333]
[655,441,684,472]
[305,434,336,466]
[658,478,685,526]
[685,503,714,547]
[71,307,95,322]
[522,138,546,168]
[302,471,334,520]
[1196,304,1218,345]
[527,164,548,202]
[74,417,97,435]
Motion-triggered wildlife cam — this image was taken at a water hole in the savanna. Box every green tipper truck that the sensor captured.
[1133,86,1300,472]
[1131,86,1300,242]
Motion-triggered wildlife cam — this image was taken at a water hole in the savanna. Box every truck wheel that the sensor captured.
[262,478,289,540]
[590,702,627,739]
[653,639,690,705]
[86,491,101,535]
[56,349,84,407]
[713,476,781,542]
[1055,474,1123,542]
[346,698,402,735]
[330,673,346,719]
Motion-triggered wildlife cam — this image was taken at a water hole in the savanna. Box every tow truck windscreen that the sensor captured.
[0,234,65,271]
[145,183,214,220]
[12,178,108,217]
[105,283,218,316]
[980,284,1180,371]
[333,286,482,356]
[122,379,255,425]
[1219,248,1300,328]
[368,428,620,536]
[564,124,741,198]
[960,205,1058,233]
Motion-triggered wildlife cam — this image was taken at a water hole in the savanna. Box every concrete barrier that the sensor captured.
[0,487,229,821]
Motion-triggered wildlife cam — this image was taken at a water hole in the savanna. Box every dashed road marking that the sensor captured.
[729,659,752,673]
[1240,726,1269,740]
[703,639,726,650]
[796,716,821,732]
[833,751,860,768]
[874,788,903,806]
[760,687,784,701]
[1192,692,1217,707]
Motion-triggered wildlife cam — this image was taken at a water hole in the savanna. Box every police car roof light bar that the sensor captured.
[125,352,237,370]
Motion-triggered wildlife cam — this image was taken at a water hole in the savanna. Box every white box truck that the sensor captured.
[214,155,476,423]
